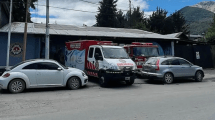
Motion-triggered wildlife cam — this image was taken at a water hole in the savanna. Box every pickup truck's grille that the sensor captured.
[118,66,133,71]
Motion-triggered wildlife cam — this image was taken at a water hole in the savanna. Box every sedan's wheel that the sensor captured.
[195,71,203,82]
[67,77,81,90]
[8,79,25,93]
[163,73,174,84]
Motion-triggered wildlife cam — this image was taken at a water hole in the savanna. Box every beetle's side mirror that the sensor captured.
[57,67,62,71]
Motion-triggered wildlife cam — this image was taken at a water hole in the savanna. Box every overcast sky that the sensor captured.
[30,0,205,26]
[31,0,151,26]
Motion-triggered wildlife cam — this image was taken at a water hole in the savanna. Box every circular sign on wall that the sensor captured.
[10,43,23,57]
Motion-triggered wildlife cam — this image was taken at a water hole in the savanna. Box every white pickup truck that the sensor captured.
[65,40,137,87]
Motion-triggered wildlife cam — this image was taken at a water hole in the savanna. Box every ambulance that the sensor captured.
[123,42,159,75]
[65,40,137,87]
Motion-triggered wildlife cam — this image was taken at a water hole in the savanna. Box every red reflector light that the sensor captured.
[3,73,10,78]
[155,59,160,70]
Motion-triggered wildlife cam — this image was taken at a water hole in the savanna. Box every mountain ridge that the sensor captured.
[192,1,215,13]
[179,6,214,35]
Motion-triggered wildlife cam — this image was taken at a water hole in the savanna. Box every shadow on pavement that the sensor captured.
[1,77,212,94]
[0,85,88,94]
[88,77,140,89]
[143,78,207,85]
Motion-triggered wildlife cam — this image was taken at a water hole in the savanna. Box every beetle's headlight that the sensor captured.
[82,72,86,76]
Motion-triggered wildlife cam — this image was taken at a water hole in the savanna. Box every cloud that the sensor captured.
[144,11,154,18]
[31,0,149,26]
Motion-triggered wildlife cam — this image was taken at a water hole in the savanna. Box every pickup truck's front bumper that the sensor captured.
[103,70,136,81]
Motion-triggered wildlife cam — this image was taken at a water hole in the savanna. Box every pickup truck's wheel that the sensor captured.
[99,74,108,87]
[148,78,154,81]
[195,71,203,82]
[163,73,174,84]
[67,77,81,90]
[126,79,135,85]
[8,79,25,93]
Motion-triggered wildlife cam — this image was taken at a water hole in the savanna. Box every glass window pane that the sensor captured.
[102,48,129,59]
[171,59,180,65]
[37,62,59,70]
[23,63,38,69]
[89,48,94,58]
[161,60,170,65]
[94,48,102,57]
[133,47,159,56]
[145,58,158,65]
[179,59,190,66]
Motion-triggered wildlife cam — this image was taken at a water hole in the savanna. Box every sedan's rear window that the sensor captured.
[145,58,158,65]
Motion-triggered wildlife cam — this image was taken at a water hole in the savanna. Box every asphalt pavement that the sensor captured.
[1,69,215,120]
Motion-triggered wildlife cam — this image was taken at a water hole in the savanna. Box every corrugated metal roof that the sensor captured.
[0,22,179,40]
[163,32,183,38]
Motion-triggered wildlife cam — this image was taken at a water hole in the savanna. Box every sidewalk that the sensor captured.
[203,69,215,80]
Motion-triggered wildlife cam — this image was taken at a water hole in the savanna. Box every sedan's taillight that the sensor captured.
[3,73,10,78]
[155,59,160,71]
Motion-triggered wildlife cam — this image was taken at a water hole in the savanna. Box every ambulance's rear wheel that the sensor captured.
[99,75,108,87]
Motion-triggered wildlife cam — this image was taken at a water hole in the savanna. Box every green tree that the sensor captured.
[125,7,144,28]
[171,11,189,34]
[96,0,118,27]
[124,6,146,29]
[4,0,38,22]
[116,10,125,28]
[134,22,148,31]
[147,7,167,34]
[132,7,144,25]
[163,11,189,34]
[205,14,215,43]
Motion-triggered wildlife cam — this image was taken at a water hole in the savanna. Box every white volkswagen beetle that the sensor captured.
[0,59,88,93]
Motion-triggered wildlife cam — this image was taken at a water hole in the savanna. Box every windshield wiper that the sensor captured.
[119,57,128,59]
[107,57,117,59]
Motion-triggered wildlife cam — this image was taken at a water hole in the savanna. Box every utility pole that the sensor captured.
[6,0,13,68]
[45,0,50,59]
[129,0,131,28]
[22,0,29,61]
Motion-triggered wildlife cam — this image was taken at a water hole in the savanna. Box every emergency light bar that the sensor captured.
[97,41,118,46]
[132,42,153,45]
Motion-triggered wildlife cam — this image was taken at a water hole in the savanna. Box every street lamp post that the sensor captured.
[6,0,13,68]
[45,0,50,59]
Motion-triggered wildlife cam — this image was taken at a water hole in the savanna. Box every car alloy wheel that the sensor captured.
[195,71,203,82]
[68,77,81,90]
[9,79,25,93]
[164,73,173,84]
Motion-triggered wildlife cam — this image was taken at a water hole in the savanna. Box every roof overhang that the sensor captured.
[0,22,179,40]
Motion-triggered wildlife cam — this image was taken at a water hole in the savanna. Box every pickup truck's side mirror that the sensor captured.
[95,53,103,61]
[131,55,135,61]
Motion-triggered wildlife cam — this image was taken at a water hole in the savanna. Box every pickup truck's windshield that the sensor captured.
[133,47,159,56]
[102,48,129,59]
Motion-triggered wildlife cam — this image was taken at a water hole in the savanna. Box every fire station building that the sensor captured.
[0,22,213,68]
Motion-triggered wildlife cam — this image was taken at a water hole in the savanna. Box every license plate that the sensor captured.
[125,77,130,80]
